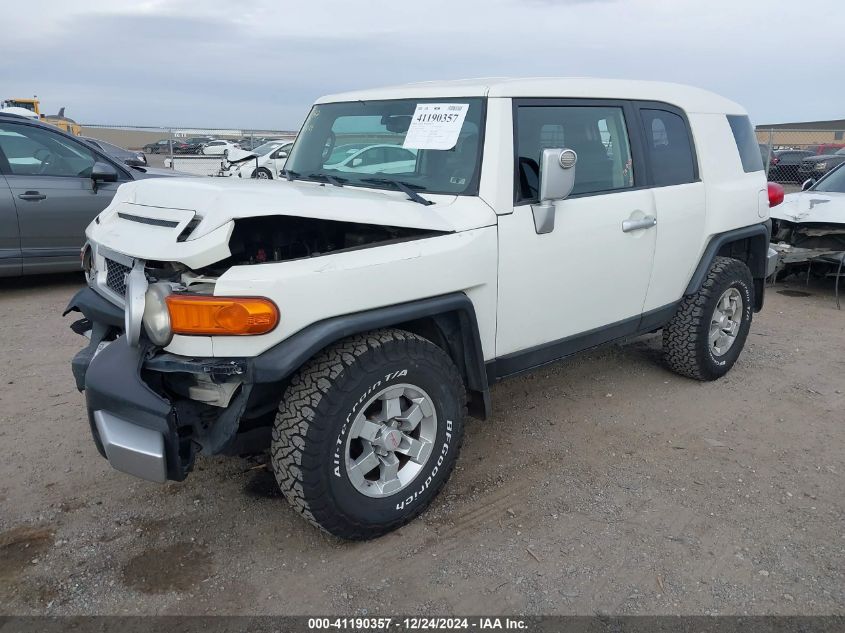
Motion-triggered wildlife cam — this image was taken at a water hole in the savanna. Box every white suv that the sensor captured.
[66,78,780,539]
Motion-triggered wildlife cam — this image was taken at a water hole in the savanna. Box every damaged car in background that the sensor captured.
[770,162,845,287]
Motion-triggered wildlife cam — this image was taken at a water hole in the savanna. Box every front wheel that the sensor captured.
[253,167,272,179]
[663,257,754,381]
[271,329,466,540]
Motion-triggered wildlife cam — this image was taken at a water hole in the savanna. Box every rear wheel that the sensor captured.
[663,257,754,381]
[272,329,466,540]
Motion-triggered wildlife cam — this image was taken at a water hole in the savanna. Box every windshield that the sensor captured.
[813,164,845,193]
[285,98,485,195]
[252,141,284,155]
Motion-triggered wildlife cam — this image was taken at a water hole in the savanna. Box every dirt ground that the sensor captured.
[0,272,843,616]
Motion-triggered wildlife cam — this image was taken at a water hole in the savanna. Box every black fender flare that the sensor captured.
[684,222,771,311]
[248,292,491,420]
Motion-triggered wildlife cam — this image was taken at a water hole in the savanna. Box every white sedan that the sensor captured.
[199,140,240,156]
[326,144,418,174]
[227,141,293,179]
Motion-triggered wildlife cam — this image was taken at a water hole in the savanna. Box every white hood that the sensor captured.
[772,191,845,224]
[87,177,496,269]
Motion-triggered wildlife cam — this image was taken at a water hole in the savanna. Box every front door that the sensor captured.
[495,100,657,373]
[0,120,125,272]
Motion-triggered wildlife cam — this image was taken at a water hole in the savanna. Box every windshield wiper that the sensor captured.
[280,169,300,182]
[307,172,345,188]
[360,178,434,206]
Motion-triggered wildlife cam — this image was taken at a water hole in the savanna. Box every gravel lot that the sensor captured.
[1,273,843,616]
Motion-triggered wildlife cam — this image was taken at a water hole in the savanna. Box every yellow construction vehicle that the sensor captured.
[1,98,41,115]
[1,98,82,136]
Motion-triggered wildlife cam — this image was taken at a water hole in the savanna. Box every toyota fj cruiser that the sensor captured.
[66,78,780,539]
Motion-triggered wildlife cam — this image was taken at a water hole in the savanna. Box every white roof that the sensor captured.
[316,77,746,115]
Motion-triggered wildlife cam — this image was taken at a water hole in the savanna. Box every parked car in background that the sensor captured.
[181,137,216,154]
[767,149,813,182]
[806,143,845,156]
[770,162,845,276]
[325,143,418,174]
[225,141,293,179]
[143,139,189,154]
[798,147,845,181]
[0,113,181,276]
[199,139,240,156]
[83,137,147,167]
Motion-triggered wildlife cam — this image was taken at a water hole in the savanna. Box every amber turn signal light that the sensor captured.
[166,295,279,336]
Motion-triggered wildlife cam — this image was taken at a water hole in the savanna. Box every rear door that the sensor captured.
[0,174,21,276]
[0,120,128,273]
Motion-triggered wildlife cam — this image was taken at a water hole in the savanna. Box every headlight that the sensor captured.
[816,162,827,171]
[143,283,173,346]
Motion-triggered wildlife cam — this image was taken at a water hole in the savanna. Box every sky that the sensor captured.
[2,0,842,131]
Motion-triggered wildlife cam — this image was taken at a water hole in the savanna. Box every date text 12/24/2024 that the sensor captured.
[307,617,528,630]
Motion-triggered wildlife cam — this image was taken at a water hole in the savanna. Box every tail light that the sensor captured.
[767,182,785,208]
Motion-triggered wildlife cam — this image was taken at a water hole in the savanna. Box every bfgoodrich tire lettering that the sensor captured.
[271,329,466,540]
[663,256,754,381]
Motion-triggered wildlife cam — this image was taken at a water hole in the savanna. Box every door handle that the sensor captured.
[622,216,657,232]
[18,191,47,202]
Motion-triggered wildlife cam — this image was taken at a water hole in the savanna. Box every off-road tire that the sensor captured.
[663,256,754,381]
[271,329,466,540]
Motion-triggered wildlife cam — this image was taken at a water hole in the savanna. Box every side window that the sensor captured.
[727,115,764,173]
[384,146,415,163]
[0,123,97,177]
[640,109,697,186]
[516,105,634,202]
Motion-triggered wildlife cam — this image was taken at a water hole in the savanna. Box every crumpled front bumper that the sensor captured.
[65,287,248,483]
[84,337,188,482]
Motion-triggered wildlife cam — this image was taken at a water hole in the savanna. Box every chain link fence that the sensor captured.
[756,126,845,192]
[80,124,298,177]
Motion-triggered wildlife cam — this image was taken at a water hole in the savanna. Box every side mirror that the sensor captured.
[532,148,578,234]
[351,157,363,168]
[91,162,118,191]
[277,150,288,159]
[801,178,815,191]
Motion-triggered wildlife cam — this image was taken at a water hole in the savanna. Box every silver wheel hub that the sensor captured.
[344,384,437,498]
[709,287,743,357]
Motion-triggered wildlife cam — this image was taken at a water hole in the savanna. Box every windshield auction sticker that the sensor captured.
[403,103,469,150]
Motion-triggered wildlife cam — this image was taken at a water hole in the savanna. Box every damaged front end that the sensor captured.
[66,202,451,483]
[770,218,845,276]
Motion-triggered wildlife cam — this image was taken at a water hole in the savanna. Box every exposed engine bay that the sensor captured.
[199,216,446,274]
[771,219,845,275]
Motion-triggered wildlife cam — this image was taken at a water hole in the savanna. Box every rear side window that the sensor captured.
[727,115,763,173]
[640,109,696,186]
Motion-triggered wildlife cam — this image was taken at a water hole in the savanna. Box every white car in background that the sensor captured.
[199,139,240,157]
[326,143,418,174]
[227,141,293,179]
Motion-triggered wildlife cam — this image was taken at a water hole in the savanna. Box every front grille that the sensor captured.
[800,160,813,170]
[105,258,131,297]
